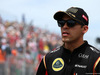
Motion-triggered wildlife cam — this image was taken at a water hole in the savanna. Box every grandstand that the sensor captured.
[0,12,62,75]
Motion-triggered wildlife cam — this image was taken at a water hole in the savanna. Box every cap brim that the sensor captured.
[54,11,77,21]
[54,11,68,20]
[53,11,84,25]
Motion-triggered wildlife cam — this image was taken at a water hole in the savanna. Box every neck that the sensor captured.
[64,40,84,52]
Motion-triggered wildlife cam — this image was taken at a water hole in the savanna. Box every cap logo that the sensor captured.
[82,15,88,21]
[68,13,76,17]
[67,8,78,13]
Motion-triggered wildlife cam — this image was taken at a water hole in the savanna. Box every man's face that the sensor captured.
[60,14,86,43]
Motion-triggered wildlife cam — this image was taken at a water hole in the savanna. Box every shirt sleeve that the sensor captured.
[36,59,46,75]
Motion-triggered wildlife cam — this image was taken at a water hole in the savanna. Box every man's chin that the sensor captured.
[62,38,70,42]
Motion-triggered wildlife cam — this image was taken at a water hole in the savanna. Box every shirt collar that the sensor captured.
[62,41,89,54]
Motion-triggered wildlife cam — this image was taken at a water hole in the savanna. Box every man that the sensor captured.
[36,7,100,75]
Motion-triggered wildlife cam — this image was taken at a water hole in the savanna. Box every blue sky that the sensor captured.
[0,0,100,48]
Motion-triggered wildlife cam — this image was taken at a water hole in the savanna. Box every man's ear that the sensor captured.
[82,25,88,34]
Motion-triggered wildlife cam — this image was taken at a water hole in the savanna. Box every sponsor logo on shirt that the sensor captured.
[52,58,64,71]
[50,46,60,53]
[78,53,89,59]
[90,47,100,53]
[73,72,78,75]
[75,64,87,68]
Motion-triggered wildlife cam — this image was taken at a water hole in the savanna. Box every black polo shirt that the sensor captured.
[36,41,100,75]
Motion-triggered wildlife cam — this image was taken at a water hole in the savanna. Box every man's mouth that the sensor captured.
[62,32,70,36]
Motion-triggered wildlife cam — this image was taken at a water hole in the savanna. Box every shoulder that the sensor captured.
[88,45,100,54]
[85,45,100,72]
[45,46,62,59]
[50,46,61,53]
[87,45,100,60]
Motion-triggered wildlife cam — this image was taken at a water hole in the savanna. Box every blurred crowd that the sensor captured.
[0,16,62,75]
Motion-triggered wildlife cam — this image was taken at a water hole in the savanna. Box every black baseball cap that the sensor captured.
[54,7,89,25]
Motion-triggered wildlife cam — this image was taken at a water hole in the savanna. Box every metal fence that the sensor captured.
[0,55,37,75]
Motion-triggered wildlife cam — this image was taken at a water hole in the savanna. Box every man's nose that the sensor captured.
[62,23,69,29]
